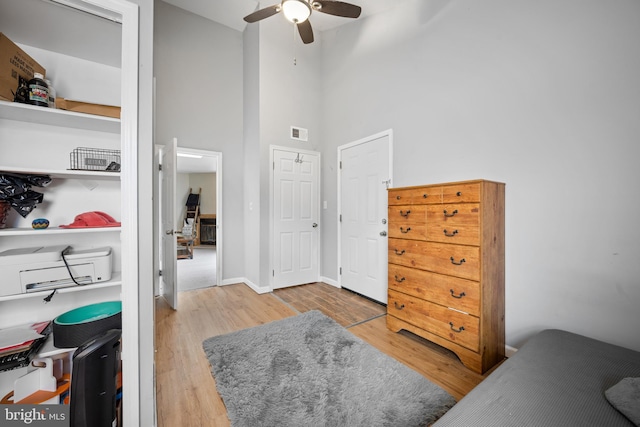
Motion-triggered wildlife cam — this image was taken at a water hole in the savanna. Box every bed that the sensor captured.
[434,329,640,426]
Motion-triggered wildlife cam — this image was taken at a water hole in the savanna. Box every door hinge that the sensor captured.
[272,270,275,277]
[339,214,342,222]
[339,161,342,169]
[158,164,162,171]
[159,269,162,276]
[339,267,342,275]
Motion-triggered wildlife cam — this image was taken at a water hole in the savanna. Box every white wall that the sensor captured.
[174,172,216,230]
[243,22,261,287]
[319,0,640,351]
[242,6,323,288]
[154,0,244,279]
[191,173,216,213]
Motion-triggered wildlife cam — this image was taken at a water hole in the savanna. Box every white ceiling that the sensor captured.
[161,0,401,32]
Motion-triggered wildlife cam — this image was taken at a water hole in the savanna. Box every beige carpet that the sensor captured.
[177,246,217,291]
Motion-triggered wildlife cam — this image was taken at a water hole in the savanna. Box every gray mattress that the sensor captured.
[434,329,640,426]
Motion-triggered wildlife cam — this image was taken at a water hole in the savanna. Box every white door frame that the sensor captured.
[104,0,140,424]
[337,129,394,292]
[270,145,321,288]
[175,147,223,288]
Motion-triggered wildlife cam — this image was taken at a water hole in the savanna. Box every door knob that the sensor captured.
[380,231,387,236]
[165,229,174,235]
[312,223,318,228]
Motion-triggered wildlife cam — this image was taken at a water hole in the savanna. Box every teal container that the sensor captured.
[53,301,122,348]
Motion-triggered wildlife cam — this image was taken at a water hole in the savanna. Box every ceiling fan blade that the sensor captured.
[313,1,362,19]
[297,20,314,44]
[243,4,281,23]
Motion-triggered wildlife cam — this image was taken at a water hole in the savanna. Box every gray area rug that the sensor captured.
[202,310,456,427]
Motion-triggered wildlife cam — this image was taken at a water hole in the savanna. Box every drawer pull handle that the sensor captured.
[449,322,465,333]
[394,302,405,310]
[400,227,411,234]
[394,275,405,283]
[450,289,466,299]
[443,229,458,237]
[394,249,406,256]
[450,257,466,266]
[423,194,428,198]
[399,210,411,217]
[456,191,462,196]
[443,209,458,217]
[396,195,401,200]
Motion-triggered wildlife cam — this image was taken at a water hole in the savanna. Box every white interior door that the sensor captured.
[272,147,320,289]
[339,131,392,303]
[160,138,177,309]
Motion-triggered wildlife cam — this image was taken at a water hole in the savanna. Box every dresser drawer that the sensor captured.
[388,290,479,352]
[388,187,441,205]
[388,239,480,281]
[442,182,481,203]
[388,205,427,240]
[427,203,480,245]
[388,264,480,316]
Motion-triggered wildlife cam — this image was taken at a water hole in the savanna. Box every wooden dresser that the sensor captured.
[386,179,505,373]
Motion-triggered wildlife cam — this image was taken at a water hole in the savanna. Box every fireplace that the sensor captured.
[200,216,216,245]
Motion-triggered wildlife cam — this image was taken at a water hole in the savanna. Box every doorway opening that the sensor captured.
[175,148,222,292]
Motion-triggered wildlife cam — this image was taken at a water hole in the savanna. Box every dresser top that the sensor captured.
[388,179,505,191]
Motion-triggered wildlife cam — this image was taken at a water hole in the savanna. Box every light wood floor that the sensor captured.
[155,282,495,427]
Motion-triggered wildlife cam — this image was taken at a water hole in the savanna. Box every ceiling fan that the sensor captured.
[243,0,362,44]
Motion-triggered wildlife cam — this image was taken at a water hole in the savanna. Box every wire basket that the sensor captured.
[69,147,121,172]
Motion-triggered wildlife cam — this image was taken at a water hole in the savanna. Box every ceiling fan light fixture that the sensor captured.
[282,0,311,23]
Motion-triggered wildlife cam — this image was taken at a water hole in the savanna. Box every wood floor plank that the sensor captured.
[274,282,386,327]
[155,282,496,426]
[348,316,486,401]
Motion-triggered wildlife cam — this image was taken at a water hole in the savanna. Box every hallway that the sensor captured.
[177,245,217,291]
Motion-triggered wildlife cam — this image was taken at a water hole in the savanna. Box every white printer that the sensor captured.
[0,245,112,297]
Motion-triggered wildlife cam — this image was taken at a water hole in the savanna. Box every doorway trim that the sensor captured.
[337,129,393,294]
[176,147,223,288]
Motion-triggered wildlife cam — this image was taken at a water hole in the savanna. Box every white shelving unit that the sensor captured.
[0,0,141,422]
[0,100,120,133]
[0,273,123,303]
[0,226,121,237]
[0,100,124,320]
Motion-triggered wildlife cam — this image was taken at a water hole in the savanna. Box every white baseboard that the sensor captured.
[221,277,272,294]
[248,280,272,294]
[219,277,244,287]
[320,276,339,288]
[505,344,518,358]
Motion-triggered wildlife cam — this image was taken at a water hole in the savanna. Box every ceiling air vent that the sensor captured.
[290,126,308,142]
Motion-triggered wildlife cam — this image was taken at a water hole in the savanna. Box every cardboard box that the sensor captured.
[0,32,46,102]
[56,97,121,119]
